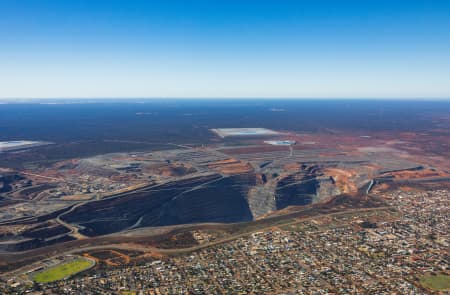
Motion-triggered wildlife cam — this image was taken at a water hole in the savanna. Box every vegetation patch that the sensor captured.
[33,258,94,283]
[420,274,450,291]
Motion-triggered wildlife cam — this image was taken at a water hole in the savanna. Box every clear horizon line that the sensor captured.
[1,97,450,101]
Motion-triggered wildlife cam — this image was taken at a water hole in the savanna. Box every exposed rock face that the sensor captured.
[48,164,364,238]
[275,174,318,209]
[315,176,342,202]
[247,185,277,218]
[247,165,344,217]
[274,165,343,210]
[0,163,368,253]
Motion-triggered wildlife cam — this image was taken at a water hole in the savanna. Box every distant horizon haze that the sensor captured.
[1,97,450,102]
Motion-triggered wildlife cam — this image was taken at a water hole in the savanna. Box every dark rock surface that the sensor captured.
[62,173,254,236]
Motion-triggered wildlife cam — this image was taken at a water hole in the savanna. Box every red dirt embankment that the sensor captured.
[323,168,359,195]
[382,169,450,180]
[208,158,253,174]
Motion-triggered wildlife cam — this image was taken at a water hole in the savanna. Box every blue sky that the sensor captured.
[0,0,449,99]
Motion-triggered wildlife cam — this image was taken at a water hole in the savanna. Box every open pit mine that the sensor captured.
[1,127,448,254]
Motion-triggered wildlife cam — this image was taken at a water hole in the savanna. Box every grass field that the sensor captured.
[33,258,94,283]
[420,274,450,291]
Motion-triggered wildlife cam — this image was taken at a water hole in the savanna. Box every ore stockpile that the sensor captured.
[61,173,254,236]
